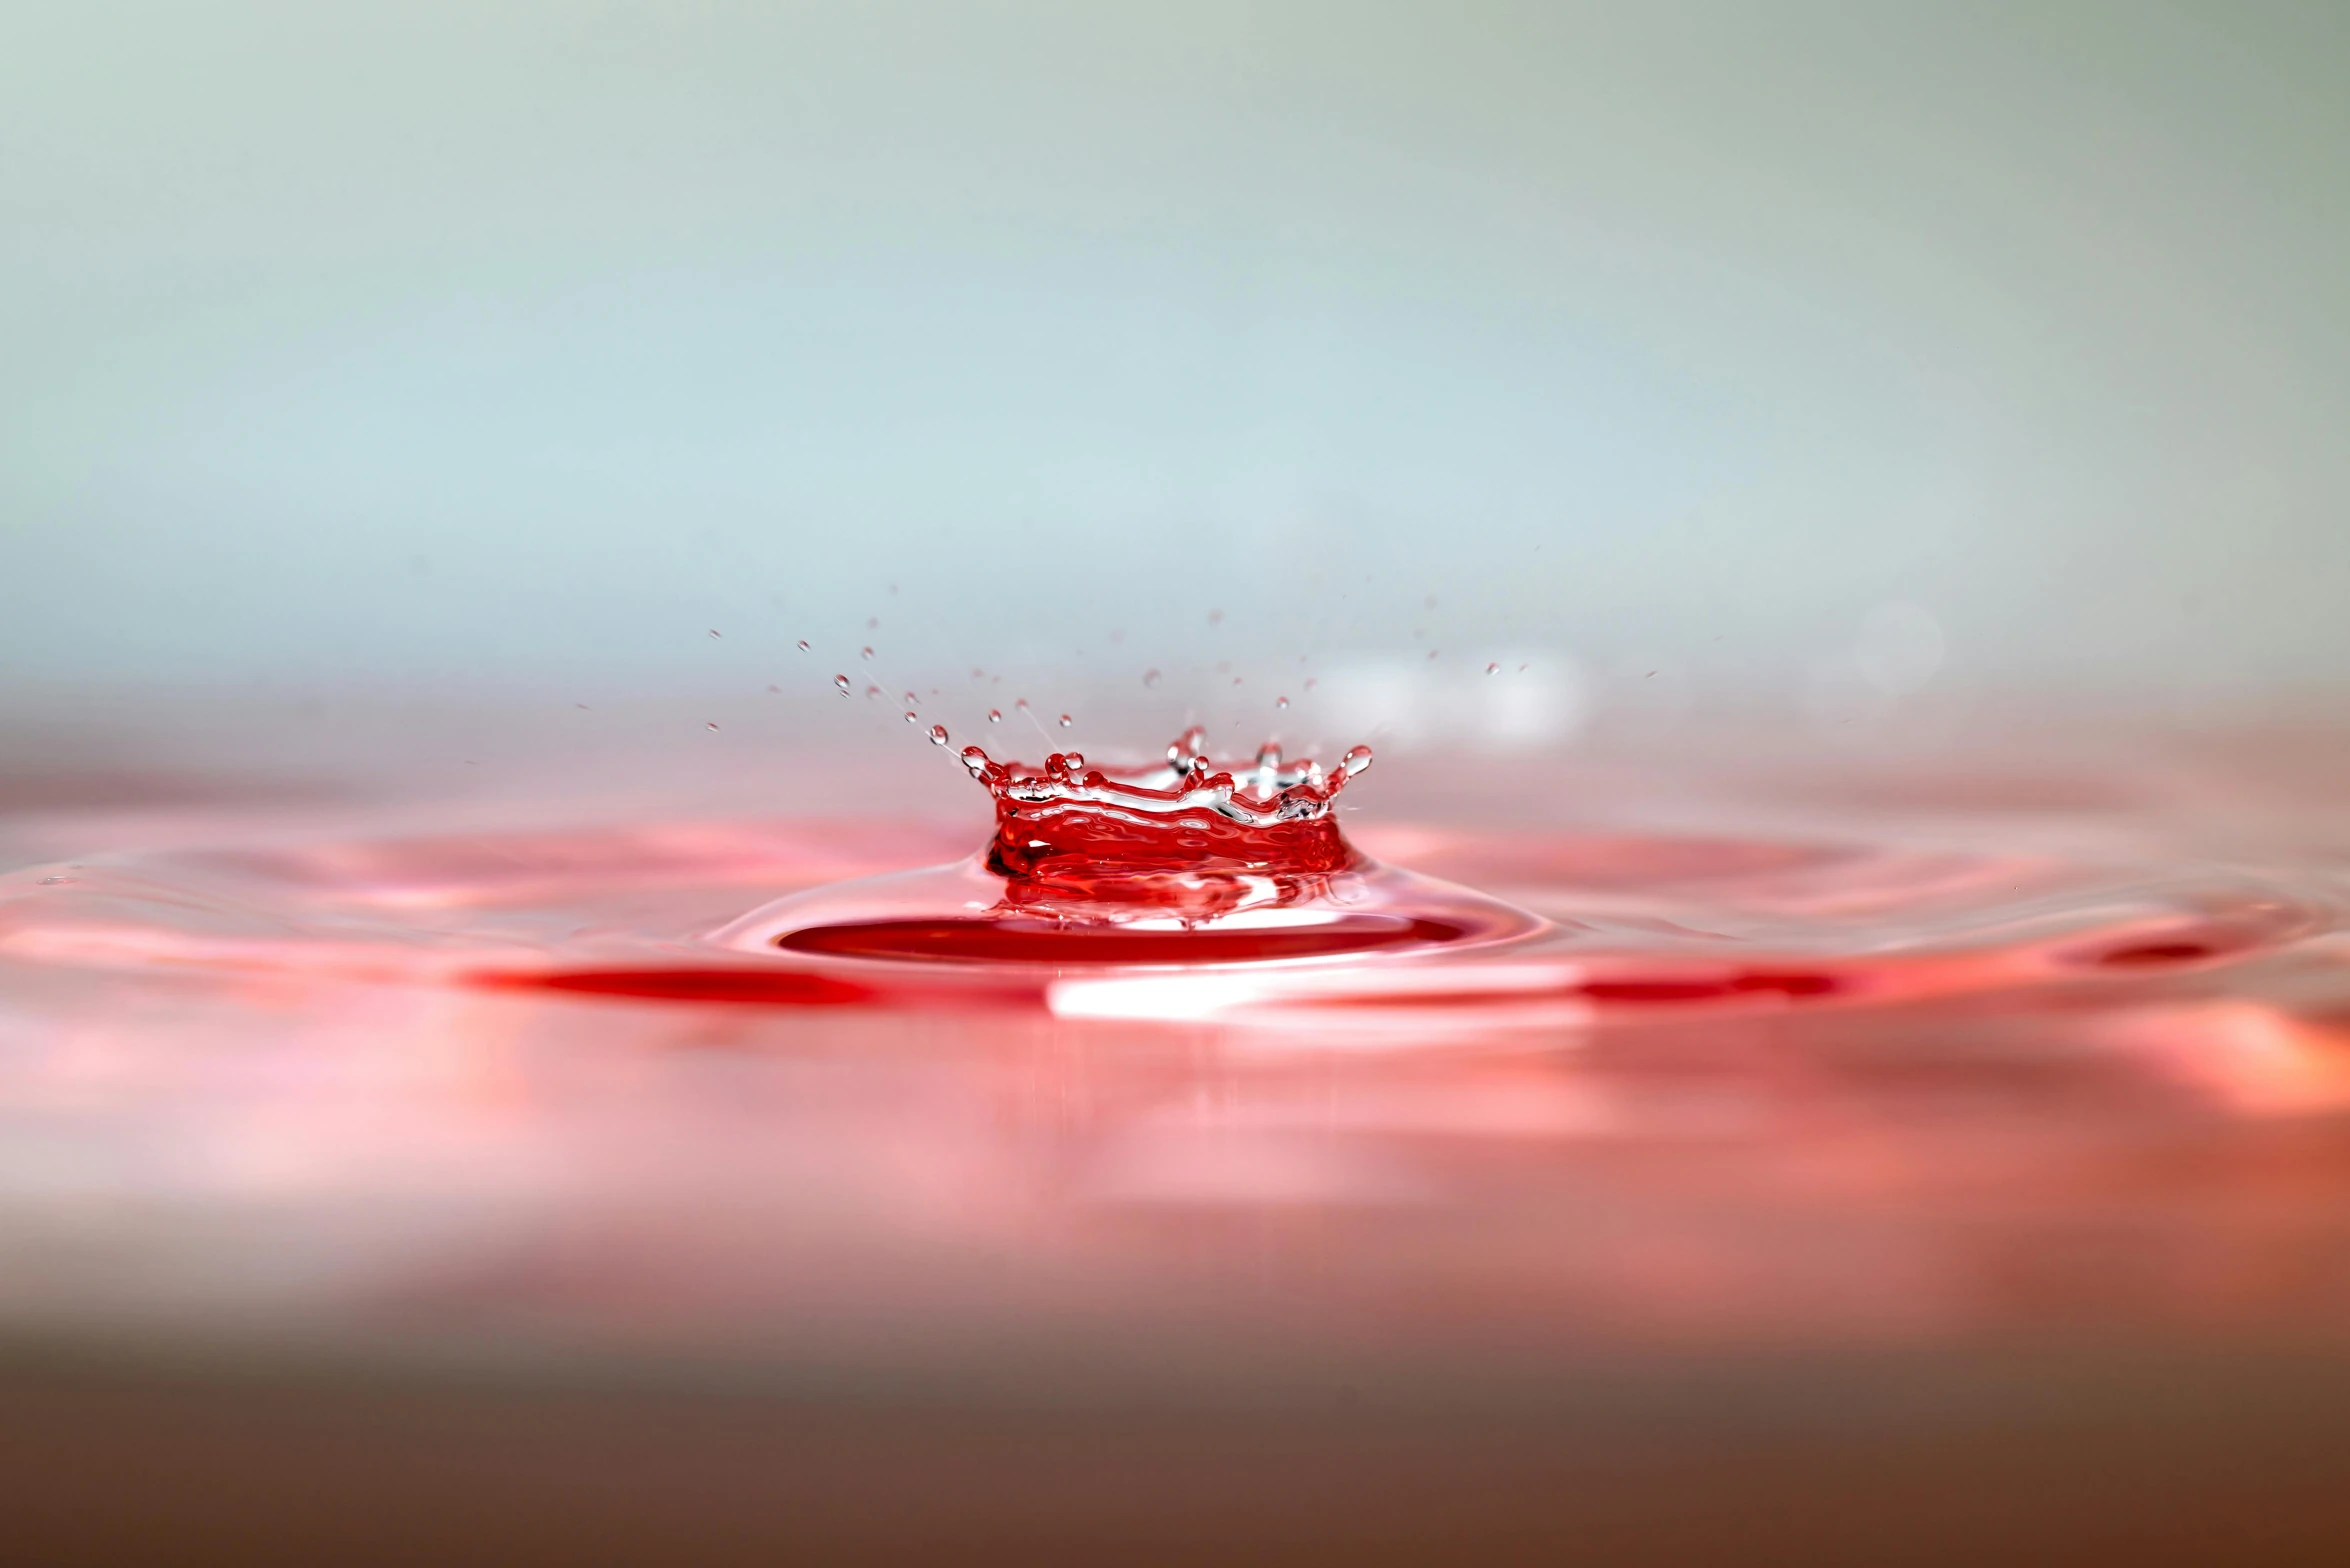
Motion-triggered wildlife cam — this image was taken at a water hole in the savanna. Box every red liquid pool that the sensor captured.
[5,716,2350,1558]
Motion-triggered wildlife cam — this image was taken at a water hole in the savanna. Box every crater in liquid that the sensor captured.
[715,731,1547,967]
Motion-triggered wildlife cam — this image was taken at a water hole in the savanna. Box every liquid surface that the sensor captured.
[1,731,2349,1383]
[723,732,1541,965]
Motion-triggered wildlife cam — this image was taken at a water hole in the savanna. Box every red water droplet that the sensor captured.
[928,724,950,746]
[904,732,1388,923]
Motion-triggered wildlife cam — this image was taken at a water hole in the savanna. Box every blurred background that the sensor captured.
[6,0,2347,771]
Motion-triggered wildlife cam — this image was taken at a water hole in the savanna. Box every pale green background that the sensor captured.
[4,3,2345,740]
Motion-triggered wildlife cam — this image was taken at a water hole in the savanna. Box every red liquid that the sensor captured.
[483,966,874,1006]
[6,719,2350,1560]
[777,913,1469,963]
[728,731,1541,963]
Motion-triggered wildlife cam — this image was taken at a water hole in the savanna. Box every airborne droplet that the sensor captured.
[1143,669,1161,688]
[833,674,852,694]
[904,711,920,724]
[797,639,810,652]
[928,724,950,746]
[1058,713,1074,728]
[1486,662,1500,675]
[860,646,875,661]
[987,709,1002,723]
[1276,696,1289,710]
[1341,744,1375,778]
